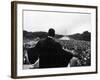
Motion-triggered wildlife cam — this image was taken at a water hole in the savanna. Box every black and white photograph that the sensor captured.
[23,10,91,69]
[11,1,97,78]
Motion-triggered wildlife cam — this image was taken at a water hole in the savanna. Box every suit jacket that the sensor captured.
[28,37,73,68]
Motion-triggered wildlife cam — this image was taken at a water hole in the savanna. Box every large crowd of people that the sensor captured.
[59,39,91,66]
[23,28,91,68]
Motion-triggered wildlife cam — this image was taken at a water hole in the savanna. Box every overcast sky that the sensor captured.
[23,10,91,35]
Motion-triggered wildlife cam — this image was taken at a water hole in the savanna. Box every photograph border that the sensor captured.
[11,1,98,78]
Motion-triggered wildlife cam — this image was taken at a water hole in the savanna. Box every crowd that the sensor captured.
[59,39,91,66]
[23,39,91,67]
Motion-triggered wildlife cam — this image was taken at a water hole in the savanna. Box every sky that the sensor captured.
[23,10,91,35]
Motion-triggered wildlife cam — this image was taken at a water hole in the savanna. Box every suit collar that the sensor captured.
[47,36,55,40]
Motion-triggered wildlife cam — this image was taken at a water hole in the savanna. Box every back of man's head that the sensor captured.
[48,28,55,37]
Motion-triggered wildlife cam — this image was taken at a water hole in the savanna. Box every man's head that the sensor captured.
[48,28,55,37]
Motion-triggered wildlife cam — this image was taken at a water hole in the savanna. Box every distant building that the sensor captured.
[59,36,70,40]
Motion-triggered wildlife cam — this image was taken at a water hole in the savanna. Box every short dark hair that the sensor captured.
[48,28,55,37]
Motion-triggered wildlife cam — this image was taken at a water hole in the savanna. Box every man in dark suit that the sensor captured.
[32,28,73,68]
